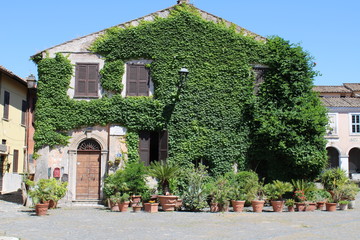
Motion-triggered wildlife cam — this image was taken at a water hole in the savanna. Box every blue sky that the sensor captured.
[1,0,358,86]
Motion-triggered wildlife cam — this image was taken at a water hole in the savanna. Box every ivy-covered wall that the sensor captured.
[33,4,327,179]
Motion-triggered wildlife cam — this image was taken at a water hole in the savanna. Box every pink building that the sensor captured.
[314,84,360,180]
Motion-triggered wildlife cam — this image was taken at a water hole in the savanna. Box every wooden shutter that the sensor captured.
[126,64,149,96]
[21,100,27,125]
[158,131,168,161]
[3,91,10,119]
[13,149,19,173]
[139,131,151,166]
[75,64,99,97]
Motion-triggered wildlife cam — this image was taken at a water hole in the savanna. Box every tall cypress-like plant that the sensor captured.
[249,37,328,181]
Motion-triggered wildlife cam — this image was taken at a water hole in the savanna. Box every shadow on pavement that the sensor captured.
[0,190,23,205]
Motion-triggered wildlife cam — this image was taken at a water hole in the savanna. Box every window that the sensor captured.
[21,100,27,126]
[126,64,149,96]
[251,64,268,94]
[327,113,337,135]
[139,131,168,166]
[13,149,19,173]
[351,114,360,134]
[3,91,10,119]
[75,63,99,97]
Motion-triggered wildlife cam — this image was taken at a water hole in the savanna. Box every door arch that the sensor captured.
[326,147,339,168]
[349,148,360,173]
[76,139,101,200]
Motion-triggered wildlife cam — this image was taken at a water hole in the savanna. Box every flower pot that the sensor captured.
[144,203,158,213]
[339,203,348,211]
[35,203,49,216]
[316,201,326,210]
[305,203,316,211]
[231,200,245,212]
[110,201,119,211]
[131,195,142,207]
[132,205,142,212]
[349,200,356,209]
[219,203,229,212]
[158,195,178,206]
[287,206,295,212]
[48,200,58,209]
[326,202,337,212]
[118,201,130,212]
[295,202,306,212]
[162,203,176,211]
[251,200,265,213]
[271,200,284,212]
[210,202,219,212]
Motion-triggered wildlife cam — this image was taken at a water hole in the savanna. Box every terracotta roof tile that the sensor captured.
[313,86,352,93]
[344,83,360,92]
[321,97,360,108]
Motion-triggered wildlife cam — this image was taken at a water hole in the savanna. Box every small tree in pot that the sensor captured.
[265,180,293,212]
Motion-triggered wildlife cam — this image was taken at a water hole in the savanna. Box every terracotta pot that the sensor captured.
[271,200,284,212]
[231,200,245,212]
[287,206,295,212]
[210,202,219,212]
[326,202,337,212]
[316,201,326,210]
[305,202,316,211]
[118,201,130,212]
[295,202,306,212]
[110,201,119,211]
[132,205,142,212]
[144,203,159,213]
[35,203,49,216]
[48,200,58,209]
[158,195,178,206]
[339,203,348,211]
[219,204,229,212]
[251,200,265,213]
[131,195,142,207]
[162,203,176,211]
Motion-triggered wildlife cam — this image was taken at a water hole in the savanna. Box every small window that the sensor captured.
[139,131,168,166]
[13,149,19,173]
[126,64,149,96]
[21,100,27,126]
[75,63,99,98]
[351,114,360,133]
[3,91,10,119]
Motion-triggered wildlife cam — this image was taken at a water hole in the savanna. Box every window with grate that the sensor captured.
[77,139,101,151]
[75,63,99,98]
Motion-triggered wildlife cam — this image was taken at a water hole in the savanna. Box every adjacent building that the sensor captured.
[314,84,360,180]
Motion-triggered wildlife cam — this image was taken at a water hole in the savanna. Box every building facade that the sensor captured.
[314,84,360,180]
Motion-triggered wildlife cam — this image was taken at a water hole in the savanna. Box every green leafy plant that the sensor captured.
[26,178,68,204]
[285,199,295,207]
[226,170,259,201]
[320,168,348,191]
[147,161,180,194]
[264,180,293,201]
[207,176,232,211]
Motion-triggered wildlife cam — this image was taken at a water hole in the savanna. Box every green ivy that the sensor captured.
[34,4,327,179]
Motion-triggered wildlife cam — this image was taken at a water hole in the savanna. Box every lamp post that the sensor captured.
[26,74,37,89]
[178,67,189,88]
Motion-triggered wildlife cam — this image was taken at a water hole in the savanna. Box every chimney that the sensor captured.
[177,0,190,4]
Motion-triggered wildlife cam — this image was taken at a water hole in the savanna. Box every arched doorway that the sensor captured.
[349,148,360,173]
[326,147,339,168]
[76,139,101,200]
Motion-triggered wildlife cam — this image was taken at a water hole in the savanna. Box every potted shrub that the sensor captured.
[109,192,121,211]
[311,189,331,210]
[291,179,315,211]
[285,199,295,212]
[246,179,266,213]
[47,178,68,209]
[339,182,359,209]
[118,193,130,212]
[103,170,129,208]
[147,161,180,211]
[209,177,231,212]
[339,200,349,210]
[264,180,293,212]
[320,168,348,193]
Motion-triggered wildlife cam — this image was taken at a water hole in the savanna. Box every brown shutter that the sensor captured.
[21,100,27,125]
[158,131,168,161]
[75,64,99,97]
[3,91,10,119]
[139,131,151,166]
[13,149,19,173]
[126,64,149,96]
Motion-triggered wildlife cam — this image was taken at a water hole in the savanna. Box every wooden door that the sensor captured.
[76,151,100,200]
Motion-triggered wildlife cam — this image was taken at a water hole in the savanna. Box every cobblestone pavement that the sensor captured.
[1,192,359,240]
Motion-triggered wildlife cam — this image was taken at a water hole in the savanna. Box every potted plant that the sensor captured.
[285,199,295,212]
[144,200,159,213]
[26,178,55,216]
[264,180,293,212]
[118,193,130,212]
[339,182,359,209]
[246,179,266,213]
[132,201,143,212]
[291,179,315,211]
[208,176,231,212]
[109,192,121,211]
[320,168,348,193]
[147,161,180,211]
[47,178,68,209]
[339,200,349,210]
[311,189,331,210]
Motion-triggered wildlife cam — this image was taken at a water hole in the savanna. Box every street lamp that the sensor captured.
[26,74,37,89]
[178,67,189,88]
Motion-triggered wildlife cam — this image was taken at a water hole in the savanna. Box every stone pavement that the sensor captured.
[1,192,360,240]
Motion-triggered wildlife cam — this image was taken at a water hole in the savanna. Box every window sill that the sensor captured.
[73,96,99,99]
[325,135,339,139]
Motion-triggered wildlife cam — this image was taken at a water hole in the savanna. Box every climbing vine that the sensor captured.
[34,4,327,179]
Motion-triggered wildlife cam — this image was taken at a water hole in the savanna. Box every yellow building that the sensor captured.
[0,66,28,193]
